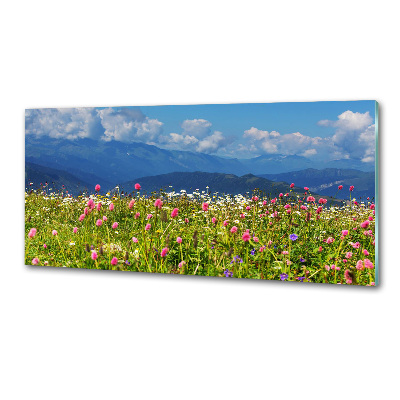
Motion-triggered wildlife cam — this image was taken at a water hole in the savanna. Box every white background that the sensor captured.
[1,1,399,399]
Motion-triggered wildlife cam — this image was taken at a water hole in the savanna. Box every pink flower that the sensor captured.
[52,230,58,236]
[184,218,189,224]
[112,222,118,229]
[73,227,78,233]
[95,184,101,192]
[87,199,95,209]
[109,203,114,211]
[360,220,370,229]
[363,249,369,256]
[300,205,307,210]
[326,237,334,244]
[364,259,374,269]
[279,193,283,198]
[259,246,265,252]
[176,237,182,244]
[344,270,352,284]
[223,220,229,227]
[304,187,309,191]
[212,217,217,224]
[96,202,102,211]
[324,265,330,271]
[147,214,153,220]
[356,260,364,270]
[271,198,276,204]
[135,183,141,191]
[338,185,343,190]
[345,252,353,259]
[240,213,245,218]
[103,216,107,221]
[246,206,251,210]
[91,251,98,260]
[111,257,118,266]
[307,196,315,202]
[242,232,251,242]
[154,199,163,209]
[43,244,47,249]
[230,226,238,233]
[370,204,375,210]
[79,214,85,222]
[342,230,349,236]
[350,242,360,249]
[161,247,168,257]
[28,228,37,238]
[32,257,39,265]
[368,216,373,221]
[318,246,323,252]
[132,237,138,243]
[282,251,289,255]
[252,196,259,201]
[253,236,259,242]
[171,208,179,218]
[290,183,295,188]
[262,200,267,206]
[129,199,135,209]
[145,224,151,231]
[202,203,209,211]
[349,185,354,191]
[334,265,340,271]
[134,212,140,219]
[318,198,327,205]
[96,219,103,226]
[84,207,89,215]
[178,261,185,268]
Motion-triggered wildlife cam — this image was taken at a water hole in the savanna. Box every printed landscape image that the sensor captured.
[25,101,378,285]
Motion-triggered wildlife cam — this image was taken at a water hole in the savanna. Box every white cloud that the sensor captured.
[181,119,212,139]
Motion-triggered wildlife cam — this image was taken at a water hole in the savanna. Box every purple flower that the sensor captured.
[299,257,306,263]
[224,269,233,278]
[289,234,298,241]
[297,277,305,282]
[250,248,256,256]
[280,273,288,281]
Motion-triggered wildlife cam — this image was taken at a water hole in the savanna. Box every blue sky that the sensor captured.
[25,100,376,163]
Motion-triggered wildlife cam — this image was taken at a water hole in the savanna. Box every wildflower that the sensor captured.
[73,227,78,233]
[32,257,39,265]
[290,183,294,188]
[111,257,118,266]
[147,214,153,220]
[344,270,353,284]
[134,183,141,191]
[342,230,349,236]
[202,203,209,211]
[324,265,330,271]
[318,246,323,252]
[349,185,354,191]
[154,199,163,209]
[28,228,37,238]
[129,199,135,209]
[112,222,118,229]
[253,236,259,242]
[370,204,375,210]
[171,208,179,218]
[97,202,102,211]
[109,203,114,211]
[282,251,289,255]
[289,234,298,241]
[43,244,47,249]
[252,196,259,201]
[304,187,309,191]
[134,212,140,219]
[230,226,238,233]
[91,251,98,260]
[84,207,89,215]
[185,218,189,224]
[132,237,138,243]
[95,184,101,192]
[176,237,182,244]
[271,198,276,204]
[297,277,305,282]
[96,219,103,227]
[338,185,343,190]
[250,248,255,256]
[259,246,265,252]
[161,248,168,257]
[360,220,370,229]
[178,261,186,268]
[363,249,369,256]
[87,199,95,209]
[307,196,315,202]
[299,257,305,263]
[356,260,364,270]
[224,269,233,278]
[223,220,229,227]
[279,193,283,198]
[262,200,267,206]
[212,217,217,224]
[350,242,360,249]
[318,198,327,204]
[103,216,107,221]
[364,259,374,269]
[246,206,251,210]
[345,252,353,259]
[79,214,85,222]
[52,230,58,236]
[280,273,288,281]
[145,224,151,231]
[326,237,334,244]
[242,232,251,242]
[286,260,292,266]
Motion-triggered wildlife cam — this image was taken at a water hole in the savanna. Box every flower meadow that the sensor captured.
[25,183,376,285]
